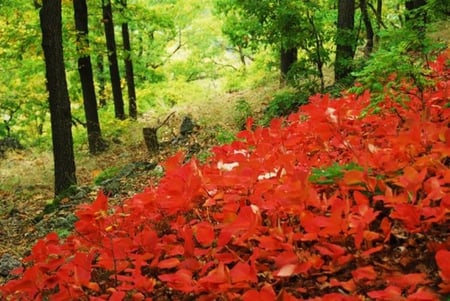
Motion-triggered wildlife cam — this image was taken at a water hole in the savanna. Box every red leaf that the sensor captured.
[199,262,230,287]
[158,258,180,269]
[163,152,185,172]
[387,273,429,290]
[260,283,277,301]
[109,290,126,301]
[390,204,421,231]
[436,250,450,280]
[238,273,286,299]
[276,264,296,277]
[230,262,257,283]
[71,252,93,286]
[330,278,357,293]
[343,170,367,186]
[351,265,377,281]
[367,286,402,300]
[158,269,195,293]
[242,290,260,301]
[361,245,384,258]
[194,222,215,247]
[406,288,439,301]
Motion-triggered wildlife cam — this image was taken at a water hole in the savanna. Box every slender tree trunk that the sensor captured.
[102,0,125,120]
[374,0,382,45]
[335,0,356,83]
[39,0,77,196]
[73,0,106,154]
[360,0,374,57]
[280,47,297,85]
[96,54,107,107]
[307,10,325,92]
[405,0,427,50]
[120,0,137,119]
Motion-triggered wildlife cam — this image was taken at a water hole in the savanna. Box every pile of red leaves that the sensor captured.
[1,51,449,300]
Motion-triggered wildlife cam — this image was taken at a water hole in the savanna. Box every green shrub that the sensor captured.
[94,166,122,185]
[233,98,252,129]
[214,126,236,144]
[261,90,309,125]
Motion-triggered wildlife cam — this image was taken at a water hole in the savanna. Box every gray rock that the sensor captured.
[0,254,21,277]
[180,116,195,136]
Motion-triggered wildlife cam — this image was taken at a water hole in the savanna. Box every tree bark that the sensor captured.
[102,0,125,120]
[405,0,427,50]
[73,0,106,154]
[39,0,77,196]
[335,0,356,83]
[280,47,297,85]
[96,54,107,107]
[360,0,374,57]
[120,0,137,119]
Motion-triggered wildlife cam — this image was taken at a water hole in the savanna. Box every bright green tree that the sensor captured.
[214,0,333,90]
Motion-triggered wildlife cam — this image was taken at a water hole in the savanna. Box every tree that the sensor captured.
[360,0,374,56]
[96,54,107,107]
[215,0,331,89]
[119,0,137,119]
[102,0,125,120]
[73,0,107,154]
[404,0,427,50]
[335,0,356,83]
[39,0,77,196]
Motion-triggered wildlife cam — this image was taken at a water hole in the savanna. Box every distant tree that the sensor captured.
[119,0,137,119]
[360,0,374,56]
[73,0,107,154]
[96,54,107,107]
[215,0,332,90]
[335,0,356,83]
[39,0,77,196]
[404,0,427,50]
[102,0,125,120]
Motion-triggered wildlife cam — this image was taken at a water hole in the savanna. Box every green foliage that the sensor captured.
[309,162,364,185]
[94,166,122,185]
[214,126,236,144]
[214,0,335,89]
[351,20,446,108]
[233,98,252,129]
[261,90,308,125]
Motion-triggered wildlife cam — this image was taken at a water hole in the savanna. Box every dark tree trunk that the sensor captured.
[307,11,325,92]
[96,54,107,107]
[120,0,137,119]
[405,0,427,50]
[280,47,297,84]
[39,0,77,196]
[73,0,106,154]
[360,0,374,57]
[335,0,356,83]
[143,127,158,153]
[102,0,125,120]
[375,0,383,45]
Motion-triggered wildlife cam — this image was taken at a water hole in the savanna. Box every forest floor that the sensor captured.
[0,84,276,283]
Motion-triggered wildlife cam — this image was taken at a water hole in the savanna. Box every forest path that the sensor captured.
[0,84,274,279]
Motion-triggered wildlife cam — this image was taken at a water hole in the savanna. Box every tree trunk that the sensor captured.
[374,0,383,45]
[307,10,325,92]
[39,0,77,196]
[405,0,427,50]
[335,0,356,83]
[102,0,125,120]
[280,47,297,85]
[360,0,374,57]
[96,54,107,107]
[120,0,137,119]
[143,127,159,153]
[73,0,107,154]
